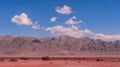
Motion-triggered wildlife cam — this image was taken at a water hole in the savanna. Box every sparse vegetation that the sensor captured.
[96,59,100,61]
[21,57,29,60]
[41,56,50,61]
[9,58,17,62]
[0,58,4,62]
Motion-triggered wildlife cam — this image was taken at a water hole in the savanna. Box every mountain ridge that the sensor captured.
[0,35,120,56]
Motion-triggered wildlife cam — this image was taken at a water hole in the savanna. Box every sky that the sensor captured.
[0,0,120,41]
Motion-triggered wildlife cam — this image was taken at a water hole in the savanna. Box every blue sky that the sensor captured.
[0,0,120,41]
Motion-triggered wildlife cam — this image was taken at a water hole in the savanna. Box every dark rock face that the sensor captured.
[0,35,120,56]
[32,39,41,43]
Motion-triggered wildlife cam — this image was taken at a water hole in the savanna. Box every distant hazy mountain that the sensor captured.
[0,35,120,56]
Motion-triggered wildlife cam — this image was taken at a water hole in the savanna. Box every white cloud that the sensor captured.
[46,25,120,41]
[72,16,77,19]
[50,17,58,22]
[32,22,40,29]
[46,25,93,38]
[11,13,40,29]
[55,5,72,14]
[11,13,33,25]
[92,34,120,42]
[65,16,82,25]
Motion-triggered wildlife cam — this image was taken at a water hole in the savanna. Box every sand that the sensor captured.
[0,59,120,67]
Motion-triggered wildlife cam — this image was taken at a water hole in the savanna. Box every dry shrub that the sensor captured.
[42,56,50,61]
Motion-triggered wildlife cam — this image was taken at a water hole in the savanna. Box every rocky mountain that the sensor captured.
[0,35,120,56]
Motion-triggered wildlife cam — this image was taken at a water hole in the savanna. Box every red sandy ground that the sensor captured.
[0,60,120,67]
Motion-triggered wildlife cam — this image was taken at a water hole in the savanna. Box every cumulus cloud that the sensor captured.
[92,34,120,42]
[55,5,72,14]
[65,16,83,25]
[11,13,33,25]
[46,25,93,38]
[50,17,58,22]
[46,24,120,41]
[11,13,40,29]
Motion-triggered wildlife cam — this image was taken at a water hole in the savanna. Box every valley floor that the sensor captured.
[0,57,120,67]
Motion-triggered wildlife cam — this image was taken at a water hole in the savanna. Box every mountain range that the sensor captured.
[0,35,120,56]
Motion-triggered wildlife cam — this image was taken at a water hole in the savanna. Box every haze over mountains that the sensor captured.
[0,35,120,56]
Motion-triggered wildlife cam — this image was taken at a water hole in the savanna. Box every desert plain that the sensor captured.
[0,56,120,67]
